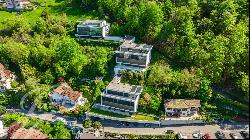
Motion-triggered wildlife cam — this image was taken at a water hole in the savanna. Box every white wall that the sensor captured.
[0,120,3,133]
[160,119,204,126]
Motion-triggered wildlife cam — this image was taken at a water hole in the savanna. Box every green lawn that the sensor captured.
[127,114,158,121]
[89,108,158,121]
[0,0,98,25]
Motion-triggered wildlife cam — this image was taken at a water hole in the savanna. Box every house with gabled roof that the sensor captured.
[164,99,201,117]
[51,82,87,110]
[9,127,48,139]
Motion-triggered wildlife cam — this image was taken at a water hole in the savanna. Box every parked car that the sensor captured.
[201,133,211,139]
[229,133,239,139]
[193,131,202,138]
[144,123,151,127]
[215,131,226,139]
[50,110,57,114]
[165,130,175,134]
[54,117,67,125]
[67,121,77,127]
[177,133,188,139]
[240,131,249,139]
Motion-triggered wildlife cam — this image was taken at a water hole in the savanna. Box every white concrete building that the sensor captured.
[75,20,110,38]
[114,39,153,76]
[164,99,200,117]
[100,77,143,115]
[51,83,87,110]
[0,63,16,93]
[5,0,30,11]
[0,120,3,133]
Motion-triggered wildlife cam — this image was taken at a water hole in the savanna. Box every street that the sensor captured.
[4,108,249,139]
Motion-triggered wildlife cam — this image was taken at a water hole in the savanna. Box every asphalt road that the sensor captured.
[4,108,249,139]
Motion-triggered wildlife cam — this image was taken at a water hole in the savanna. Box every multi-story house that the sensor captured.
[114,40,153,76]
[5,0,30,11]
[75,20,110,38]
[51,83,87,110]
[0,63,16,93]
[100,77,143,115]
[164,99,200,117]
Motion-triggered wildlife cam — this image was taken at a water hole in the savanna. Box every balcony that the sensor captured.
[102,101,134,111]
[116,57,147,67]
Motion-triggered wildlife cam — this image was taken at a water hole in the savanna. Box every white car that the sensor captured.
[55,117,67,124]
[192,131,202,138]
[178,133,188,139]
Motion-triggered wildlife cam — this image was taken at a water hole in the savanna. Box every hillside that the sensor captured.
[0,0,249,121]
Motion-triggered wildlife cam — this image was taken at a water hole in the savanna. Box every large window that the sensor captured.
[90,28,102,36]
[78,27,90,36]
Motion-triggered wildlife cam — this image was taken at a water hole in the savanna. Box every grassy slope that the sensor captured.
[0,0,98,25]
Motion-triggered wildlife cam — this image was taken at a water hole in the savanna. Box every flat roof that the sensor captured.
[106,77,143,95]
[118,41,153,54]
[77,20,109,27]
[164,99,201,109]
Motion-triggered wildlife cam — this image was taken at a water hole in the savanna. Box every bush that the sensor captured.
[0,105,6,115]
[83,118,92,128]
[92,121,102,130]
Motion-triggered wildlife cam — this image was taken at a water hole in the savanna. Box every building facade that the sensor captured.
[0,63,16,93]
[75,20,110,38]
[100,77,143,114]
[164,99,200,117]
[114,40,153,76]
[5,0,30,11]
[51,83,87,110]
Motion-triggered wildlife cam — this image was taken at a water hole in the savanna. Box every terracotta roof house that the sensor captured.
[164,99,201,117]
[10,127,48,139]
[5,0,31,11]
[100,76,143,115]
[0,63,16,93]
[51,83,87,110]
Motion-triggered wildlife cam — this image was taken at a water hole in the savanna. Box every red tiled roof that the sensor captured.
[53,83,81,101]
[10,128,48,139]
[0,63,13,79]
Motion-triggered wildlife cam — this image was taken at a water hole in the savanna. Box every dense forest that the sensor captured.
[0,0,249,120]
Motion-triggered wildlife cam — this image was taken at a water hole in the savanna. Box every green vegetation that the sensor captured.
[83,118,92,128]
[127,115,158,121]
[0,0,249,120]
[89,108,128,118]
[104,132,177,139]
[92,121,102,130]
[3,113,72,139]
[89,108,158,121]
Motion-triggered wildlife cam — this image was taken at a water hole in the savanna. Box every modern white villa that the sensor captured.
[5,0,31,11]
[100,77,143,115]
[51,83,87,110]
[164,99,201,118]
[0,63,16,93]
[75,20,110,38]
[114,40,153,76]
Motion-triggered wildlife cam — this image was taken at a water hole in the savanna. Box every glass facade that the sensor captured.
[78,27,102,37]
[102,96,134,107]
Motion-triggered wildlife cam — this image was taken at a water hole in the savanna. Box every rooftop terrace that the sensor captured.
[106,77,143,95]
